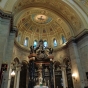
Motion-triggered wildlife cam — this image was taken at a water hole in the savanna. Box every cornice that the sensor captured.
[0,9,12,18]
[67,29,88,45]
[75,29,88,42]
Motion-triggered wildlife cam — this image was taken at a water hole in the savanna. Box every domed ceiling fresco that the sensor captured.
[15,8,71,49]
[17,8,66,37]
[8,0,87,49]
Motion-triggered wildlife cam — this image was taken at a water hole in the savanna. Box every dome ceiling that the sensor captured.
[11,0,87,49]
[13,0,85,38]
[17,8,67,38]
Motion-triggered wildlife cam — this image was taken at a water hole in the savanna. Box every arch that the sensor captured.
[61,34,66,44]
[24,37,29,47]
[63,57,72,70]
[54,61,61,70]
[53,38,58,47]
[63,58,69,63]
[22,60,28,65]
[33,40,38,48]
[43,40,48,47]
[14,57,20,64]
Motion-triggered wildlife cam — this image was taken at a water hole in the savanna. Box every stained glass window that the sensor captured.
[62,35,66,44]
[53,38,57,47]
[43,40,48,47]
[33,40,37,48]
[24,37,28,46]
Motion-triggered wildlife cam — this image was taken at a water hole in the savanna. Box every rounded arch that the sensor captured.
[43,40,48,47]
[22,60,28,65]
[33,40,38,48]
[63,57,70,63]
[53,38,58,47]
[14,57,20,64]
[24,37,29,47]
[63,57,71,69]
[53,61,61,70]
[60,33,67,44]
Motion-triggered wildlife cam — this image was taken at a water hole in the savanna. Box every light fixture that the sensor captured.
[11,71,15,76]
[72,73,77,82]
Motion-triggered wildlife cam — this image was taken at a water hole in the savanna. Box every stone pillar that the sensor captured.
[4,32,16,63]
[0,18,10,69]
[16,67,21,88]
[1,32,16,88]
[61,67,68,88]
[68,41,85,88]
[7,66,12,88]
[13,69,17,88]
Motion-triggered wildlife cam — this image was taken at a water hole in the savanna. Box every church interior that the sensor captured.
[0,0,88,88]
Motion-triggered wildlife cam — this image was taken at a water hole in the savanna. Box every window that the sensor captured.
[43,40,48,47]
[53,38,57,47]
[17,34,21,42]
[62,35,66,44]
[33,40,37,48]
[24,37,29,46]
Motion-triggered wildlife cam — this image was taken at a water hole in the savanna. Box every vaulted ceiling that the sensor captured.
[0,0,88,48]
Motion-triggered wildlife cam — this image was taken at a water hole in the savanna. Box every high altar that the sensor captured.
[28,40,54,88]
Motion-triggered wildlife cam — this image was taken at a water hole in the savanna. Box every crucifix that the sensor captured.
[38,16,45,21]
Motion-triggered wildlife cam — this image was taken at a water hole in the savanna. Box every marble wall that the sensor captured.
[77,35,88,87]
[13,44,29,63]
[0,17,10,68]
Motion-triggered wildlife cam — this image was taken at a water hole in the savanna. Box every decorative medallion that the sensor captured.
[31,14,52,24]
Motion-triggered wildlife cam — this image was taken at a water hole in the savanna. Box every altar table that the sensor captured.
[34,85,48,88]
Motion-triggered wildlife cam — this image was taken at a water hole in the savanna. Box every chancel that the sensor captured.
[0,0,88,88]
[28,40,54,88]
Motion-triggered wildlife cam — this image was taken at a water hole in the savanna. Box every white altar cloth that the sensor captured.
[34,85,48,88]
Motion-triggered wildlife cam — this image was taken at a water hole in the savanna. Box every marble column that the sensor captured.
[61,67,68,88]
[68,41,85,88]
[0,18,10,68]
[13,66,21,88]
[16,67,21,88]
[7,66,12,88]
[13,70,17,88]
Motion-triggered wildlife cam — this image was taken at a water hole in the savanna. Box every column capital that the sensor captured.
[16,67,21,71]
[61,66,66,71]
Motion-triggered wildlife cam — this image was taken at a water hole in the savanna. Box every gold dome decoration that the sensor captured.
[13,0,83,32]
[31,14,52,24]
[15,8,69,50]
[17,8,67,37]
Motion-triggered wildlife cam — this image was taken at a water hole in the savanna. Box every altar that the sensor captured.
[34,85,48,88]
